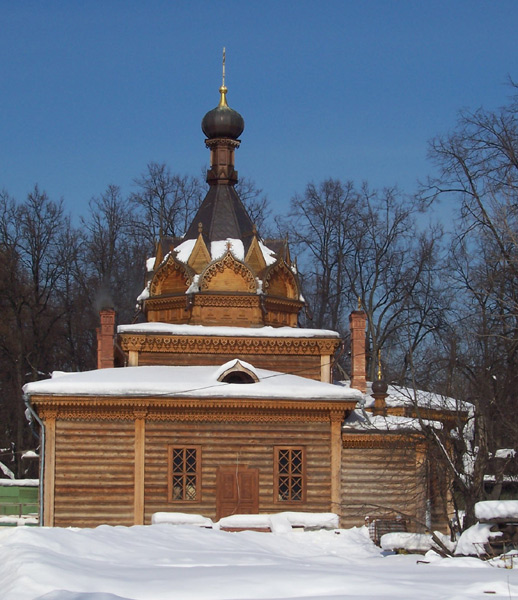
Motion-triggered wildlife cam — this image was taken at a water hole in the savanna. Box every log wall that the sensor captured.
[53,420,135,527]
[340,442,423,530]
[143,420,332,523]
[138,352,322,380]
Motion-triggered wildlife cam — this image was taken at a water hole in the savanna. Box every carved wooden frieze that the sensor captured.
[32,395,354,423]
[194,295,259,308]
[119,334,340,356]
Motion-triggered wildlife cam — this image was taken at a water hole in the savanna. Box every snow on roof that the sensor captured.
[173,239,196,263]
[0,478,38,487]
[172,237,278,269]
[495,448,516,459]
[363,383,463,413]
[21,450,38,459]
[475,500,518,521]
[213,358,259,381]
[342,409,438,432]
[23,365,362,401]
[146,257,156,272]
[0,461,14,480]
[118,322,340,338]
[211,239,245,261]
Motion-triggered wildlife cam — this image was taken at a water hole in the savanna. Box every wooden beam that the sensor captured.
[330,412,343,515]
[133,412,146,525]
[43,413,56,526]
[320,354,331,383]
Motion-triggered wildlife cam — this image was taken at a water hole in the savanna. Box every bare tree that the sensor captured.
[131,162,203,247]
[79,185,147,325]
[415,89,518,528]
[0,187,79,475]
[281,179,446,381]
[234,176,272,236]
[279,179,357,332]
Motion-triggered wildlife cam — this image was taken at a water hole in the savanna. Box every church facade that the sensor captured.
[24,79,451,531]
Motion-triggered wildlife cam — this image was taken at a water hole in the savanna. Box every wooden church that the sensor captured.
[24,74,454,531]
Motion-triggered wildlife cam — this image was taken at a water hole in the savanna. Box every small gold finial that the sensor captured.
[357,296,362,310]
[219,47,228,108]
[198,222,203,234]
[252,224,257,236]
[377,349,383,380]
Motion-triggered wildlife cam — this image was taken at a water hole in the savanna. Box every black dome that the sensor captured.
[202,86,244,140]
[371,379,388,395]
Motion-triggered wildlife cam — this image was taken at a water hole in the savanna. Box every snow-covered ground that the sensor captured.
[1,523,517,600]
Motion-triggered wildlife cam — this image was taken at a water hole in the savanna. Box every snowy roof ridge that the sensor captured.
[24,364,363,401]
[342,409,442,432]
[118,323,340,338]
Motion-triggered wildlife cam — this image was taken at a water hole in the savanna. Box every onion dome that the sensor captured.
[202,85,244,140]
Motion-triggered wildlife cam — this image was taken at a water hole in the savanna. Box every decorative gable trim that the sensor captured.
[187,231,212,273]
[149,253,195,297]
[244,234,267,276]
[199,250,257,293]
[263,259,299,300]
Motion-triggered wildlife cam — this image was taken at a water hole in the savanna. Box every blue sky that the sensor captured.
[1,1,517,222]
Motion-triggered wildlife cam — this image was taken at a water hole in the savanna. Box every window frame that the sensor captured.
[273,445,306,504]
[167,445,202,503]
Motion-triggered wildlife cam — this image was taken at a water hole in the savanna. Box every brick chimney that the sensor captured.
[96,308,115,369]
[349,307,367,393]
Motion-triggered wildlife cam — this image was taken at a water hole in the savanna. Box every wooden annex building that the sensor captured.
[24,77,454,531]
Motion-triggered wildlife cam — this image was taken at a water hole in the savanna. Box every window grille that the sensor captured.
[168,446,201,502]
[275,446,305,503]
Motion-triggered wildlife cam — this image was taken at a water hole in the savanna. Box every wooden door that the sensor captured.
[216,466,259,520]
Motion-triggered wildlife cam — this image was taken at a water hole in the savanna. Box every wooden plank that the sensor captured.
[43,415,56,527]
[134,416,145,525]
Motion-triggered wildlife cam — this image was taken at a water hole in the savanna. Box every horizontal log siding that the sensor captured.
[340,445,420,530]
[138,352,321,380]
[144,420,331,523]
[53,420,134,527]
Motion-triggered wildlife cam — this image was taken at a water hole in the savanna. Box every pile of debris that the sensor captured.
[455,500,518,557]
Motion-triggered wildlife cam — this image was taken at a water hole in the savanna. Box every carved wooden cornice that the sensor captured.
[119,333,340,356]
[145,296,187,309]
[263,296,304,312]
[205,138,240,150]
[193,294,259,307]
[32,396,355,423]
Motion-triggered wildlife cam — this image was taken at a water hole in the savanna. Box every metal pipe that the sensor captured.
[23,393,44,526]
